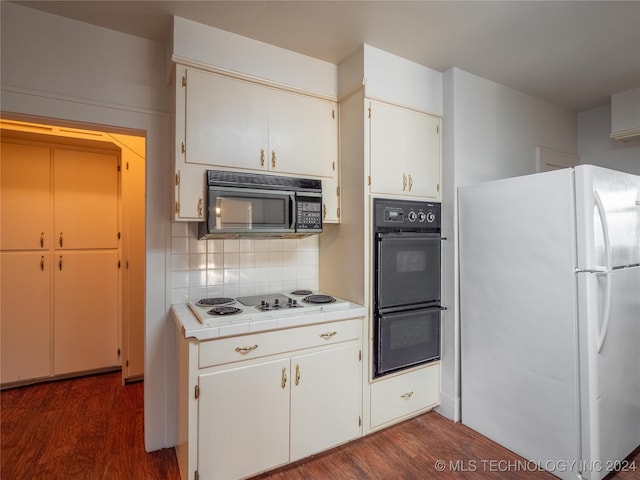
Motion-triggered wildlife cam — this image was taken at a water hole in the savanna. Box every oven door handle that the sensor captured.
[377,232,441,240]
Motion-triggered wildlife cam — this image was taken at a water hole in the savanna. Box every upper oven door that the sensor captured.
[376,232,441,310]
[206,187,295,234]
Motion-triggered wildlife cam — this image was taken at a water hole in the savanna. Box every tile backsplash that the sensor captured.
[170,222,320,304]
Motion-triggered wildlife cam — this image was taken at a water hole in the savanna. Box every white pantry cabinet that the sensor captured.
[0,138,121,385]
[0,251,52,383]
[369,99,441,199]
[176,318,362,480]
[173,66,339,221]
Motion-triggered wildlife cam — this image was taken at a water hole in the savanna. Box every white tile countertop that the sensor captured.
[172,299,367,341]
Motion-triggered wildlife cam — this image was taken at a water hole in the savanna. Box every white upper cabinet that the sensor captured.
[184,68,269,170]
[174,65,339,221]
[268,87,337,178]
[178,67,337,178]
[369,100,441,200]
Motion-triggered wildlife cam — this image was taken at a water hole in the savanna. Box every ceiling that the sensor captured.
[13,1,640,112]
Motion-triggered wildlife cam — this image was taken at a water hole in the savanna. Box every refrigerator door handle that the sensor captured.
[594,190,613,353]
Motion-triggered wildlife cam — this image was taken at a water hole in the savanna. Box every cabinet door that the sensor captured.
[0,251,52,383]
[406,114,440,199]
[54,250,119,375]
[175,167,205,221]
[269,89,338,178]
[322,177,340,224]
[185,68,269,170]
[198,359,290,480]
[290,343,361,461]
[54,149,119,249]
[369,100,441,199]
[1,141,51,251]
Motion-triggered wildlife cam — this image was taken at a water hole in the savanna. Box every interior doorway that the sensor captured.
[0,116,146,385]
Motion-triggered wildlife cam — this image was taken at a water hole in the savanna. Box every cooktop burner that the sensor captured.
[290,289,313,296]
[207,306,243,316]
[196,297,235,307]
[303,294,336,304]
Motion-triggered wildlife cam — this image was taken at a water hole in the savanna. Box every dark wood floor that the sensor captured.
[2,372,638,480]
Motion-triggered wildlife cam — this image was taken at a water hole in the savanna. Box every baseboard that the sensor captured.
[435,390,460,422]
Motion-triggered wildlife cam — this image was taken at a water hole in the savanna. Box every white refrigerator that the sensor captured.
[458,165,640,480]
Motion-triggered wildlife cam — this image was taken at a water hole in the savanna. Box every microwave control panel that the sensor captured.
[296,198,322,231]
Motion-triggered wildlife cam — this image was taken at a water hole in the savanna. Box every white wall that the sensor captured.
[1,2,172,452]
[440,67,577,421]
[578,104,640,176]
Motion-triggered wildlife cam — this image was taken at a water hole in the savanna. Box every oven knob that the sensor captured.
[417,211,426,222]
[408,211,417,222]
[426,211,436,223]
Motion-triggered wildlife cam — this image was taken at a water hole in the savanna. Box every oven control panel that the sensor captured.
[374,198,441,231]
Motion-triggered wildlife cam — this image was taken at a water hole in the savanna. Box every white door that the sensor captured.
[0,251,52,383]
[54,250,119,375]
[290,343,361,461]
[268,89,337,178]
[185,68,269,170]
[198,358,290,479]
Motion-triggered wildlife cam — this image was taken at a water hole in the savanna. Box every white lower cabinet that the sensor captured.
[290,344,361,461]
[176,318,363,480]
[198,358,290,480]
[370,362,440,430]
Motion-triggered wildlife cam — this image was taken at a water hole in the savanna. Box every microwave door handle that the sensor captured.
[290,193,297,230]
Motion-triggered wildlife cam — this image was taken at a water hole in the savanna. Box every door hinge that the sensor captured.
[359,416,362,427]
[332,109,335,120]
[359,350,362,362]
[367,175,371,186]
[126,162,129,170]
[194,385,199,399]
[336,186,340,196]
[126,260,129,269]
[126,360,129,367]
[337,208,340,218]
[437,183,440,193]
[117,163,121,172]
[175,171,180,186]
[117,348,121,357]
[118,260,121,268]
[437,124,440,134]
[181,142,186,154]
[118,232,121,240]
[175,201,180,214]
[194,471,199,480]
[368,106,372,118]
[182,75,187,88]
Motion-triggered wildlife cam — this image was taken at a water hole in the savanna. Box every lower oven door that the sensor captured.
[375,306,441,377]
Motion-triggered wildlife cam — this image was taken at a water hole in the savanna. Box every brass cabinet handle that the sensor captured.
[408,174,413,192]
[281,367,287,389]
[40,256,45,271]
[260,148,265,167]
[295,364,301,386]
[197,197,203,218]
[235,344,258,354]
[319,331,337,339]
[58,256,63,271]
[59,232,63,248]
[40,232,45,248]
[400,391,414,399]
[402,174,407,192]
[271,151,276,169]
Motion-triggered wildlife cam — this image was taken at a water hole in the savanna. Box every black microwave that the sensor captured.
[198,170,323,239]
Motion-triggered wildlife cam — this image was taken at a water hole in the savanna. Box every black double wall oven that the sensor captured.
[373,198,442,378]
